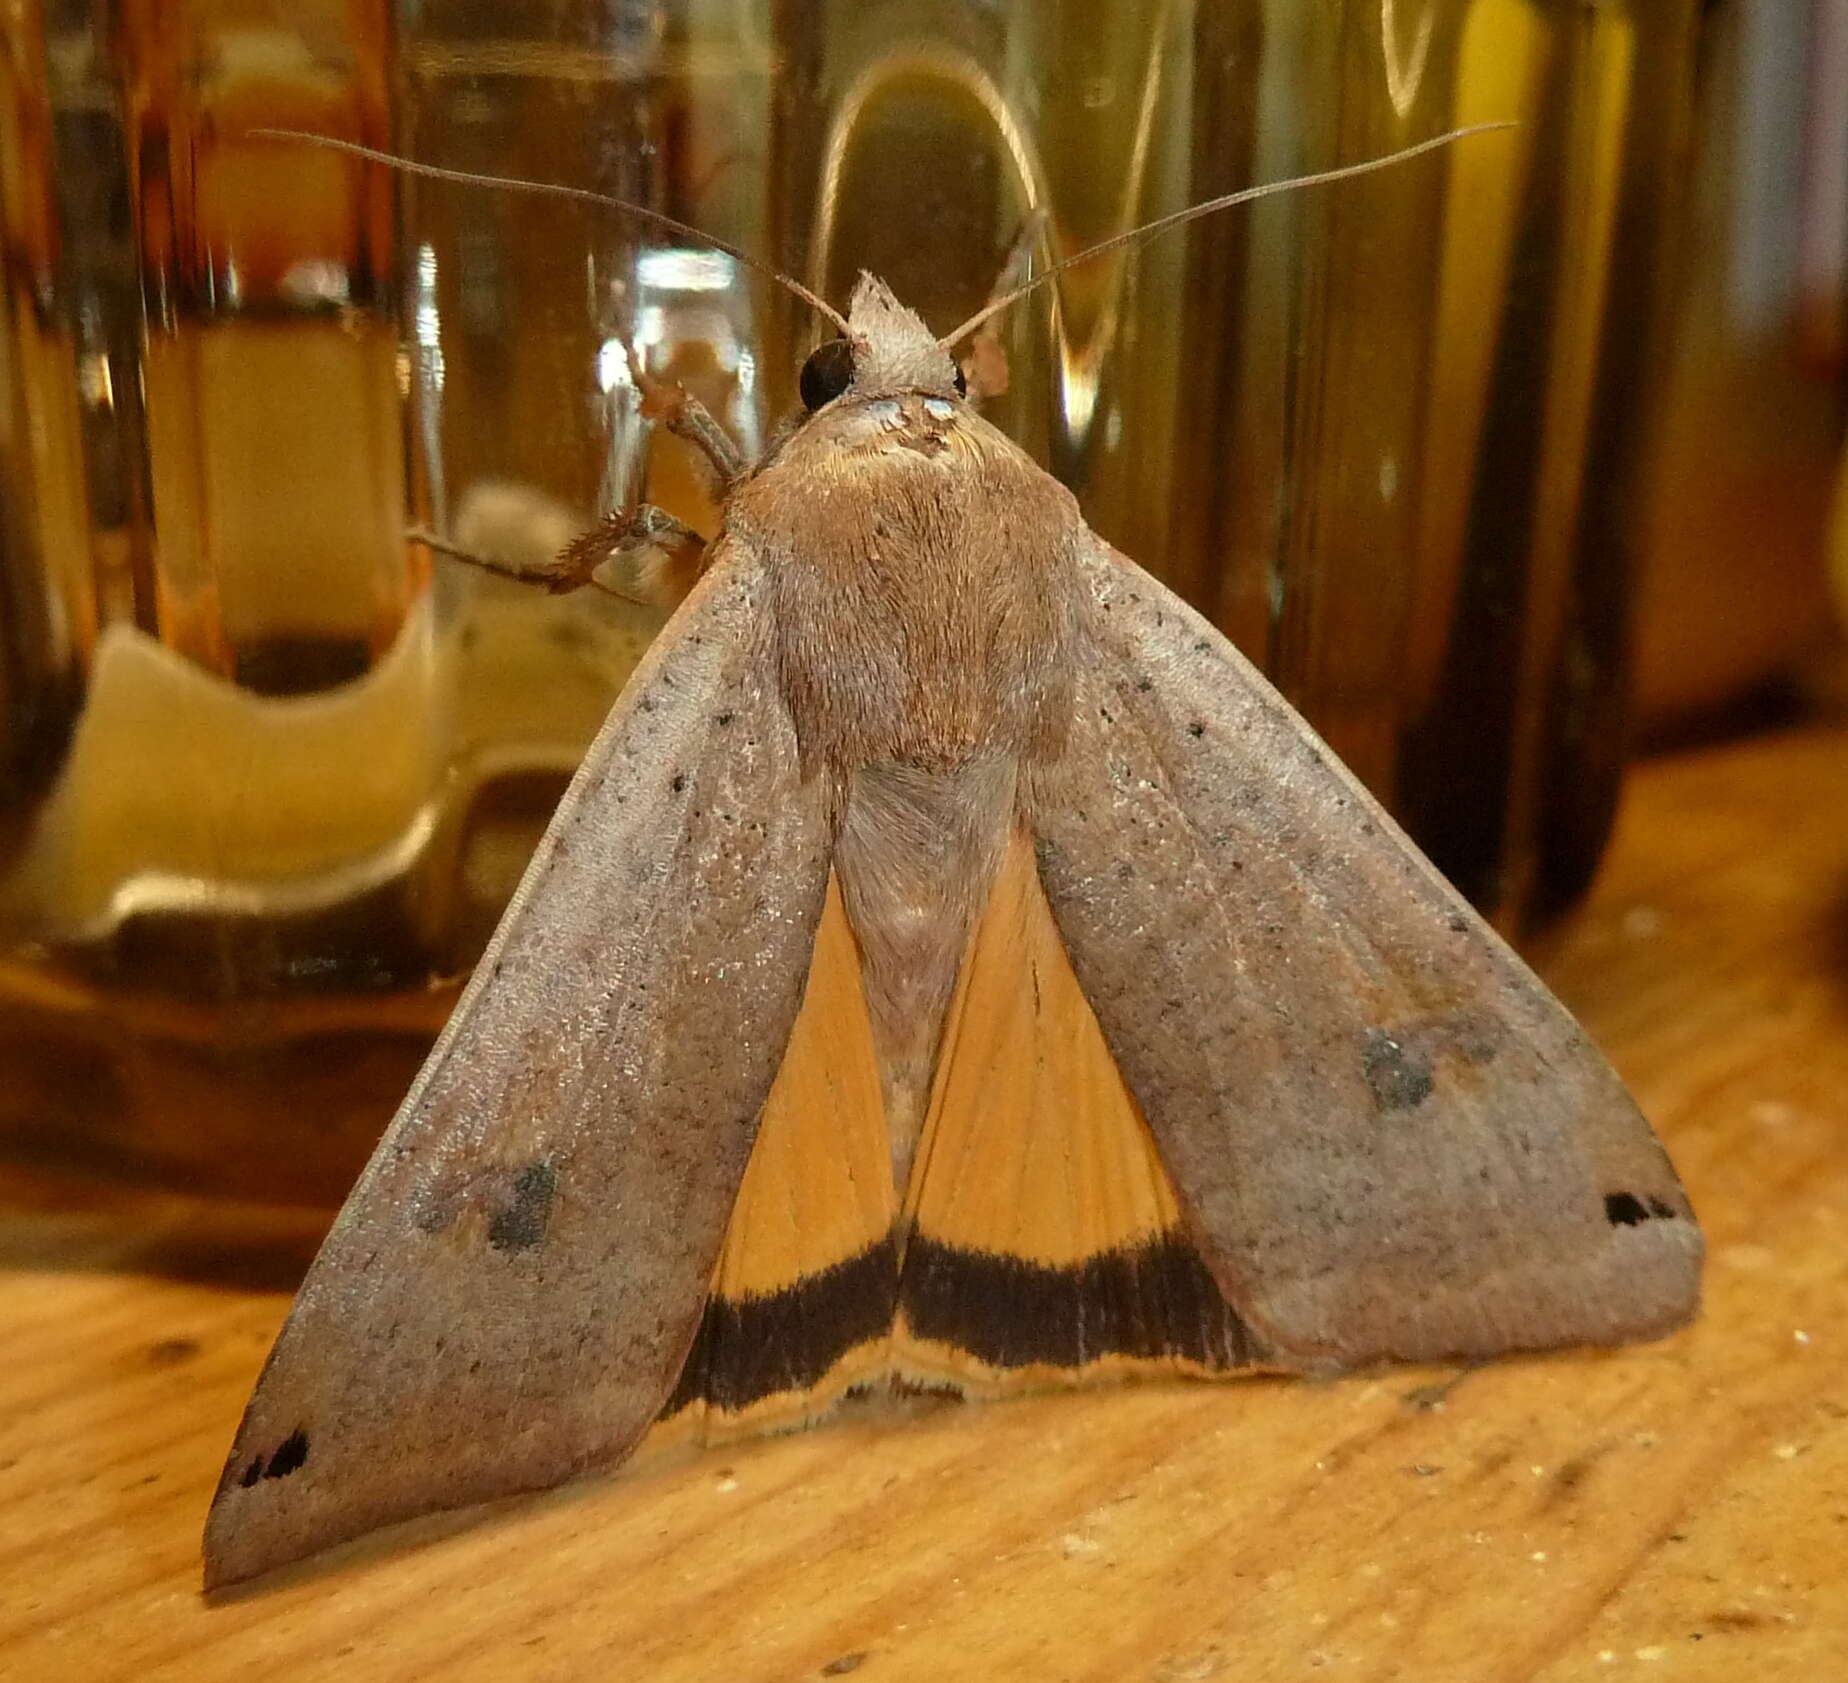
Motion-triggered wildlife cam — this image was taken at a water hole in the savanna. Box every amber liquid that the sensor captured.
[0,0,1700,1201]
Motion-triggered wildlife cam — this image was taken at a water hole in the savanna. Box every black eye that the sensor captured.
[953,362,968,397]
[799,338,855,410]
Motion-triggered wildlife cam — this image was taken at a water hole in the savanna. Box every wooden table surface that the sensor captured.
[3,722,1845,1681]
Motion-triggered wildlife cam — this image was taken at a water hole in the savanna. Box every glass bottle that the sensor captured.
[0,0,1701,1201]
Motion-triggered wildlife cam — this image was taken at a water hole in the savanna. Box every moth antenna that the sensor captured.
[247,129,852,337]
[939,121,1517,351]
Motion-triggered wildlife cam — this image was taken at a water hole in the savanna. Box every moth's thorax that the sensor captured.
[729,396,1085,775]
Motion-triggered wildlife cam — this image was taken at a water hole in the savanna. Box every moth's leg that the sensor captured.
[624,342,747,491]
[555,504,708,608]
[411,504,707,608]
[960,208,1049,404]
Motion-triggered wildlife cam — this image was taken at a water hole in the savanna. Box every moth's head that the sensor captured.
[797,273,965,412]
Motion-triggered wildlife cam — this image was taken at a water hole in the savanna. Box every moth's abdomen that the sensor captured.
[654,829,1266,1445]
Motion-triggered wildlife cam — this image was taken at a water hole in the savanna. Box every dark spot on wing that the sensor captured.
[1364,1009,1504,1112]
[1360,1030,1434,1112]
[147,1337,199,1367]
[1604,1191,1680,1227]
[821,1655,868,1677]
[236,1429,310,1486]
[489,1161,558,1252]
[263,1429,310,1479]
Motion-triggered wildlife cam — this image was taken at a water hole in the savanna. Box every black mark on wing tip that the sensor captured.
[266,1429,310,1479]
[1360,1030,1434,1113]
[489,1161,559,1253]
[1603,1192,1647,1226]
[241,1427,311,1487]
[1605,1191,1682,1227]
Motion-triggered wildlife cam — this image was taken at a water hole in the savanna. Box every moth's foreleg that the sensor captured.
[411,504,708,609]
[556,504,708,608]
[624,341,747,488]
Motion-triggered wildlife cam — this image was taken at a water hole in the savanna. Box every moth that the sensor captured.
[204,131,1701,1587]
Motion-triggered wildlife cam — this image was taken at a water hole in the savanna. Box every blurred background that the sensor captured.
[1,0,1843,1205]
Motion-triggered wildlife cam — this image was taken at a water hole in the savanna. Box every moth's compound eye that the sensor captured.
[952,362,968,398]
[799,338,856,410]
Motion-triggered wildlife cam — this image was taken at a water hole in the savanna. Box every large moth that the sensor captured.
[204,134,1701,1587]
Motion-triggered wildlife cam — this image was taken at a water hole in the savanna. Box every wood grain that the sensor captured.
[2,723,1845,1681]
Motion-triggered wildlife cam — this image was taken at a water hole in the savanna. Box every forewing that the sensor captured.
[205,545,833,1586]
[1030,537,1701,1371]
